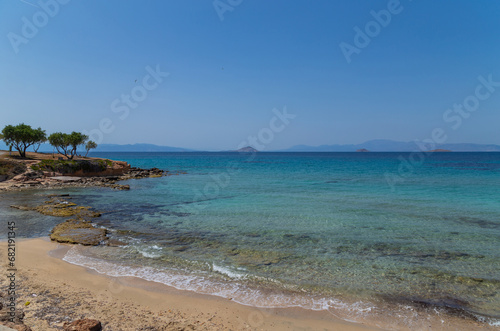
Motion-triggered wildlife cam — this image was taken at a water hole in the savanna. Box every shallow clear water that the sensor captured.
[3,152,500,328]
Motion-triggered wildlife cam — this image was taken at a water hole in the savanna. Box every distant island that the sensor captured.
[282,140,500,152]
[235,146,258,153]
[428,149,452,152]
[356,148,370,152]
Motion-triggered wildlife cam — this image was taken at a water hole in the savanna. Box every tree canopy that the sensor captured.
[48,131,89,159]
[1,124,46,157]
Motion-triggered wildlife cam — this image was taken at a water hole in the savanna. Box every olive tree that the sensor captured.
[1,124,46,158]
[84,140,98,157]
[48,131,89,159]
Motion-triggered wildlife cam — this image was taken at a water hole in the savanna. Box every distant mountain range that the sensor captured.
[282,139,500,152]
[1,140,499,153]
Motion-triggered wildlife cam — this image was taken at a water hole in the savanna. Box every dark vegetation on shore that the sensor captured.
[31,159,112,174]
[0,159,26,181]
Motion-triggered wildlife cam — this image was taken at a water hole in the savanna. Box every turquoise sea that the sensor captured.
[2,152,500,329]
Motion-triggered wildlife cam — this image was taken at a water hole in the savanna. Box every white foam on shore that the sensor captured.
[136,247,163,258]
[123,240,164,259]
[62,246,353,312]
[212,263,248,280]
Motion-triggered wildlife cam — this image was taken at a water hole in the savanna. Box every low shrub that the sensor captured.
[31,159,110,174]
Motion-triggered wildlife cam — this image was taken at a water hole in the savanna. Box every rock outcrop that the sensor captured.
[50,219,107,246]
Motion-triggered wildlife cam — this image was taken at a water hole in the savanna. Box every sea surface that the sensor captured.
[2,152,500,329]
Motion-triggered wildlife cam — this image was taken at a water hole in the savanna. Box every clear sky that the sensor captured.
[1,0,499,150]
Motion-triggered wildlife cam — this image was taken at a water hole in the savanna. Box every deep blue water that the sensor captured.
[2,152,500,328]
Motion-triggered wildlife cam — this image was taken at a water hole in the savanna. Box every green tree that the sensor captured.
[48,131,89,159]
[48,132,69,157]
[84,140,98,157]
[1,124,46,158]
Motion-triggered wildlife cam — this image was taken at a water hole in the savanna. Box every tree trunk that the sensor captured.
[18,144,26,158]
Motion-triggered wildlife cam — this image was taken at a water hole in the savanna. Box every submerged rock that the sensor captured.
[35,199,101,218]
[105,238,127,247]
[101,183,130,190]
[11,197,101,219]
[224,247,289,267]
[10,205,33,211]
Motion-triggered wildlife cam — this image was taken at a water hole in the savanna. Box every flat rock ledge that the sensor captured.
[50,219,107,246]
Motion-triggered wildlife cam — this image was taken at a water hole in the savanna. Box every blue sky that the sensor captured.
[1,0,499,150]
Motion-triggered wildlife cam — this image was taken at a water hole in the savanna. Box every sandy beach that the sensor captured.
[0,238,380,330]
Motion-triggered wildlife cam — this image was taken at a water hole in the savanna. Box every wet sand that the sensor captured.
[0,238,381,330]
